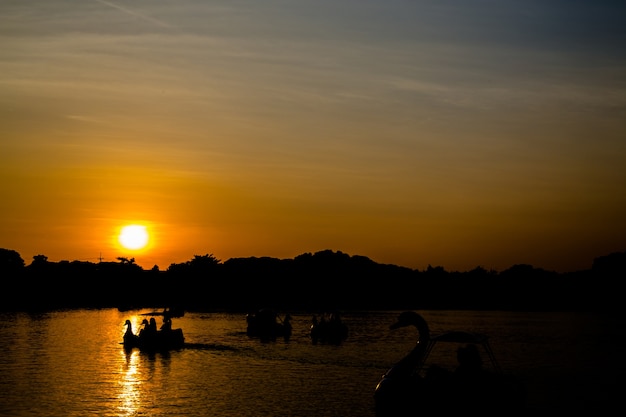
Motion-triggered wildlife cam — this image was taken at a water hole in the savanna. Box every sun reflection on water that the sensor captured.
[118,348,142,416]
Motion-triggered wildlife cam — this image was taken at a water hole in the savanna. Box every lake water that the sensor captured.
[0,309,620,416]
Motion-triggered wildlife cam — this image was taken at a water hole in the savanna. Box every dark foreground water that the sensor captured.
[0,309,620,416]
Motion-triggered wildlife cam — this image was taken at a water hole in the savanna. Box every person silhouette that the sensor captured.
[148,317,158,334]
[453,343,489,410]
[138,318,149,336]
[161,316,172,332]
[282,313,292,341]
[455,344,483,376]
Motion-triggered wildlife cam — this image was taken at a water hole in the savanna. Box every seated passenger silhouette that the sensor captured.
[140,317,157,339]
[161,317,172,332]
[455,344,482,376]
[454,344,490,409]
[139,319,150,336]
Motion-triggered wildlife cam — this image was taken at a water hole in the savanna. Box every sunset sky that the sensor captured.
[2,0,625,273]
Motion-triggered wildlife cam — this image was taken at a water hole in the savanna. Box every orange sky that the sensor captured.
[1,0,625,273]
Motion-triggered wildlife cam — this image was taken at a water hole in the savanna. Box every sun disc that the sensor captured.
[119,225,149,250]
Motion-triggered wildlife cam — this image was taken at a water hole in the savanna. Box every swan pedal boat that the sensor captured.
[123,319,185,351]
[246,309,292,341]
[375,311,526,415]
[310,313,348,345]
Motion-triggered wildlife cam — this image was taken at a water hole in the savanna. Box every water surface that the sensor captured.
[0,309,619,416]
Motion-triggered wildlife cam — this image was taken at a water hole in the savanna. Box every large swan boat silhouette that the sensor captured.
[374,311,526,416]
[123,313,185,352]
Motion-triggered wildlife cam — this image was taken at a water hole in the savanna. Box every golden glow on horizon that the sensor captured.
[1,1,624,273]
[118,225,150,251]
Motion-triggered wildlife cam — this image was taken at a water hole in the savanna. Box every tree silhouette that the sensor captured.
[0,248,25,271]
[0,247,624,312]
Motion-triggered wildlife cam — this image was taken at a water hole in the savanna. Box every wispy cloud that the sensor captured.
[93,0,172,28]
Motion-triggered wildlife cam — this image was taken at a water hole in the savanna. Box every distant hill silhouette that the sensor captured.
[0,248,623,313]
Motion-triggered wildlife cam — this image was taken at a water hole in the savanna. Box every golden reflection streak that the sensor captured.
[117,345,142,416]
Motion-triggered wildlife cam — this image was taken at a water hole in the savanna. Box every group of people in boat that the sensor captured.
[310,312,348,345]
[138,316,172,335]
[123,310,185,351]
[246,309,293,341]
[244,309,350,345]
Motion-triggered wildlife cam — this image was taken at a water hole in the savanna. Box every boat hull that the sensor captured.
[123,328,185,352]
[310,320,348,345]
[246,309,292,341]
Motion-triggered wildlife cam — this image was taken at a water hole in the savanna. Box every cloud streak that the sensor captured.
[93,0,172,28]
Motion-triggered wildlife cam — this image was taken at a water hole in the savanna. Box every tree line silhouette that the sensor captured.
[1,248,623,313]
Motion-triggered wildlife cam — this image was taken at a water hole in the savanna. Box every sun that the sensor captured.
[118,225,149,250]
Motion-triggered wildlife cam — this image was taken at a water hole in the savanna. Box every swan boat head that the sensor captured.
[374,311,431,416]
[389,311,430,341]
[123,319,138,343]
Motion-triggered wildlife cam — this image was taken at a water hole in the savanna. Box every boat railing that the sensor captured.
[418,331,502,374]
